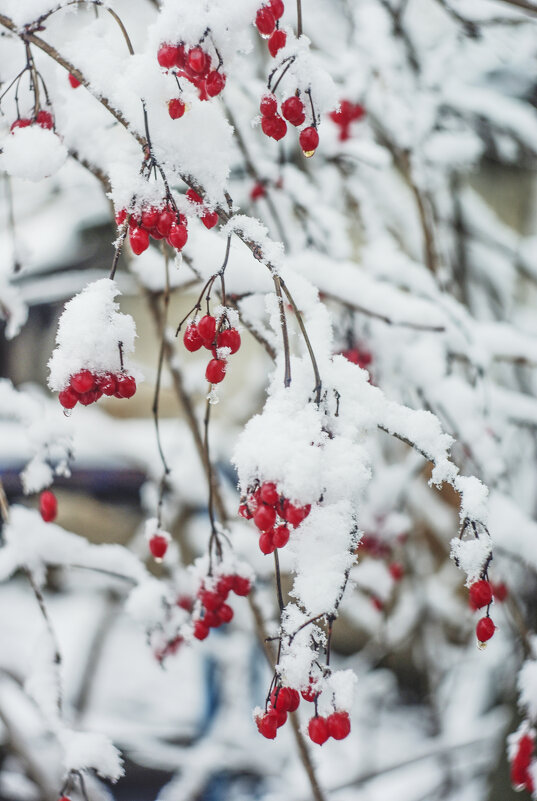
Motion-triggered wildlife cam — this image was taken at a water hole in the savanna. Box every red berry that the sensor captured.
[232,575,251,596]
[130,226,150,255]
[59,387,78,409]
[78,390,98,406]
[193,620,210,640]
[36,110,54,129]
[256,712,277,739]
[301,678,318,702]
[187,188,203,204]
[261,114,287,141]
[286,688,300,712]
[259,531,275,555]
[216,575,234,595]
[260,94,278,116]
[168,98,186,119]
[157,210,175,237]
[188,47,208,74]
[201,210,219,229]
[281,96,305,126]
[177,594,193,611]
[175,44,187,68]
[199,590,224,611]
[197,315,217,342]
[206,358,227,384]
[10,118,31,132]
[149,534,168,560]
[389,562,404,581]
[39,490,57,523]
[217,603,234,623]
[270,687,298,712]
[250,183,266,201]
[256,6,276,35]
[283,501,310,527]
[327,711,351,740]
[476,616,495,642]
[492,582,508,602]
[308,716,329,745]
[271,708,287,727]
[259,482,278,506]
[116,374,137,399]
[68,74,81,89]
[469,580,493,610]
[254,504,277,532]
[184,323,203,352]
[239,502,254,520]
[273,524,290,549]
[217,328,241,355]
[299,126,319,155]
[70,370,95,394]
[158,44,179,69]
[204,610,220,628]
[268,0,285,18]
[97,373,117,396]
[141,207,159,229]
[115,209,127,226]
[168,222,188,250]
[206,71,226,97]
[268,29,287,57]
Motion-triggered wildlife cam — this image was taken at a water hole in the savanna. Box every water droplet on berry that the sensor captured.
[303,149,315,158]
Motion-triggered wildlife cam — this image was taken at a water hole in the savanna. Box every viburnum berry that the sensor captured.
[232,575,251,596]
[199,589,224,611]
[273,524,290,548]
[261,114,287,141]
[301,678,318,702]
[511,734,534,790]
[256,6,276,36]
[239,502,254,520]
[217,328,241,354]
[36,110,54,129]
[308,716,329,745]
[168,98,186,119]
[157,44,179,69]
[283,501,310,527]
[79,390,100,406]
[149,534,168,560]
[184,323,203,352]
[157,209,175,237]
[492,581,508,602]
[476,616,495,642]
[216,575,234,595]
[206,70,226,97]
[469,580,493,609]
[250,182,266,201]
[204,610,221,628]
[217,603,234,623]
[188,47,208,74]
[205,358,227,384]
[259,481,279,506]
[59,387,78,409]
[254,503,277,532]
[268,29,287,57]
[281,96,305,126]
[201,210,219,229]
[271,687,299,712]
[268,0,285,18]
[197,315,217,343]
[193,620,210,640]
[260,94,278,116]
[168,222,188,250]
[115,374,137,398]
[256,712,277,739]
[299,126,319,156]
[68,73,81,89]
[130,226,150,255]
[115,209,127,226]
[10,118,31,132]
[70,370,94,394]
[259,531,275,555]
[39,490,57,523]
[389,562,404,581]
[141,207,159,229]
[327,711,351,740]
[97,373,117,396]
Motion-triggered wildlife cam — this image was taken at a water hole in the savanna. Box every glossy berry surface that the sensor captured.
[254,504,277,532]
[188,47,207,74]
[70,370,95,394]
[168,222,188,250]
[469,580,493,610]
[256,712,277,739]
[115,375,137,398]
[261,114,287,141]
[232,575,251,596]
[205,359,227,384]
[217,328,241,354]
[268,29,287,57]
[206,71,226,96]
[281,96,305,126]
[130,226,150,255]
[299,126,319,154]
[193,620,210,640]
[168,98,186,119]
[184,323,203,352]
[269,0,285,19]
[149,534,168,560]
[198,315,217,342]
[308,716,329,745]
[256,7,276,35]
[476,616,495,642]
[260,95,278,116]
[40,490,57,523]
[158,44,179,69]
[327,711,351,740]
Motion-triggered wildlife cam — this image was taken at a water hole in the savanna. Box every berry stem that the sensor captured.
[297,0,303,36]
[273,549,285,612]
[273,275,292,388]
[280,278,322,403]
[152,248,172,526]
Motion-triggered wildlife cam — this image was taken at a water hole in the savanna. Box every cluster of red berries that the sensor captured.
[255,683,351,744]
[511,733,535,793]
[329,100,365,142]
[186,188,219,229]
[58,369,136,409]
[193,574,251,641]
[259,93,319,156]
[183,313,241,385]
[468,580,496,644]
[116,204,188,256]
[157,42,226,102]
[39,490,57,523]
[239,481,311,555]
[254,0,287,58]
[10,110,54,132]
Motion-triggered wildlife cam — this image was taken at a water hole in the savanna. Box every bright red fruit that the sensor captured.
[273,524,290,548]
[59,387,78,409]
[250,183,266,201]
[168,222,188,250]
[259,482,279,506]
[10,118,31,132]
[283,501,310,527]
[254,504,277,532]
[281,96,305,126]
[217,603,234,623]
[476,616,495,642]
[130,226,150,255]
[183,323,203,352]
[256,6,276,35]
[271,687,299,712]
[188,47,207,74]
[141,208,159,229]
[299,126,319,155]
[206,359,227,384]
[389,562,404,581]
[232,575,251,596]
[187,188,203,204]
[268,0,285,19]
[201,210,219,229]
[261,115,287,141]
[308,716,329,745]
[68,74,81,89]
[259,531,275,555]
[97,373,117,396]
[216,575,234,595]
[217,328,241,354]
[149,534,168,560]
[40,490,57,523]
[116,375,137,398]
[193,620,210,640]
[168,98,186,119]
[157,210,175,237]
[268,29,287,57]
[492,581,508,602]
[469,580,493,610]
[327,711,351,740]
[301,679,318,702]
[206,71,226,96]
[256,712,277,739]
[260,94,278,116]
[70,370,95,394]
[197,315,217,342]
[239,502,254,520]
[199,590,224,611]
[158,44,179,69]
[36,110,54,129]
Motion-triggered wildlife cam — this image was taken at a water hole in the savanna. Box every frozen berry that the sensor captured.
[201,210,219,229]
[199,589,224,611]
[327,711,351,740]
[469,580,493,610]
[168,98,186,119]
[389,562,404,581]
[301,679,318,702]
[239,502,254,520]
[268,29,287,57]
[184,323,203,351]
[97,373,117,396]
[10,118,31,132]
[217,328,241,355]
[68,74,81,89]
[115,374,136,398]
[206,358,227,384]
[281,96,305,126]
[251,183,266,201]
[130,226,150,255]
[158,44,179,69]
[259,482,279,506]
[256,6,276,35]
[149,534,168,560]
[206,70,226,97]
[36,110,54,129]
[261,114,287,141]
[141,208,159,229]
[59,387,78,409]
[168,222,188,250]
[232,575,251,596]
[476,616,495,642]
[283,501,310,527]
[254,504,277,532]
[268,0,285,18]
[197,315,217,342]
[40,490,57,523]
[216,575,234,595]
[492,582,508,602]
[271,687,297,712]
[217,603,234,623]
[259,531,275,554]
[193,620,210,640]
[157,209,175,237]
[256,712,277,739]
[299,126,319,156]
[273,524,290,548]
[188,47,207,74]
[308,716,329,745]
[260,94,278,116]
[186,188,203,204]
[70,370,95,394]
